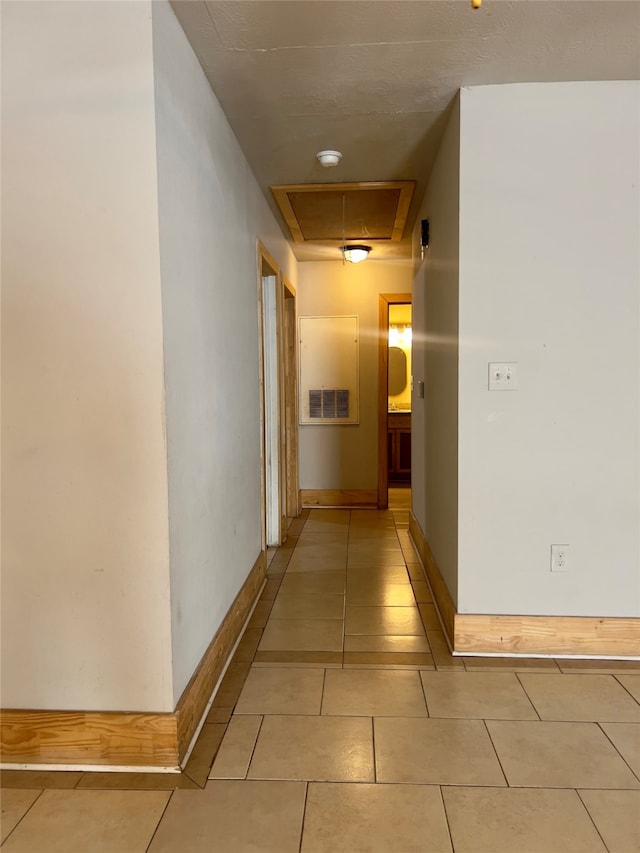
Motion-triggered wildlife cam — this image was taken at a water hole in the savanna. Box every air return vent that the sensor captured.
[309,389,350,420]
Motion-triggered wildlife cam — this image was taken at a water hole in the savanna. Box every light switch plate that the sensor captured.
[488,362,518,391]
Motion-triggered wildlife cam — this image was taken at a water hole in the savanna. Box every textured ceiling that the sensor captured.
[171,0,640,261]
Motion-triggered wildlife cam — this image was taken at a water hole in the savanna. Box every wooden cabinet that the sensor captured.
[388,413,411,484]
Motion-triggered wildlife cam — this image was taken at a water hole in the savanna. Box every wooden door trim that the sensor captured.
[378,293,412,509]
[282,277,299,522]
[257,241,281,547]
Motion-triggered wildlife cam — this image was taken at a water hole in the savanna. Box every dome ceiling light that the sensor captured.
[341,245,371,264]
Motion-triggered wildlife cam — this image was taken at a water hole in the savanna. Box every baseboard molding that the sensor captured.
[455,613,640,657]
[0,710,179,769]
[0,550,266,769]
[408,512,456,645]
[175,549,266,759]
[409,512,640,658]
[300,489,377,508]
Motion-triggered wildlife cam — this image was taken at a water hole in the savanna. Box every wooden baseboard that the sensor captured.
[0,710,179,768]
[300,489,377,508]
[175,550,266,758]
[455,614,640,657]
[408,512,456,644]
[0,551,266,769]
[409,512,640,658]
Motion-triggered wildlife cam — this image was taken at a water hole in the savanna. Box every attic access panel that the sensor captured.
[271,181,415,244]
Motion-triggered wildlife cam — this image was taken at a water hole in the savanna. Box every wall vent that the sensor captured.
[309,389,350,420]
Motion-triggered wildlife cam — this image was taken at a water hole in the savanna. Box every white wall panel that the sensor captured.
[458,81,640,617]
[1,0,173,711]
[152,2,298,703]
[299,316,359,425]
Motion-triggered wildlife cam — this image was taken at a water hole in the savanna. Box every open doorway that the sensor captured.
[258,247,281,547]
[282,278,299,527]
[377,293,412,509]
[257,242,298,548]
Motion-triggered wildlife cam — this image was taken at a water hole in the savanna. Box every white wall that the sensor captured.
[297,261,413,490]
[411,98,461,603]
[1,1,174,711]
[152,3,298,703]
[458,82,640,617]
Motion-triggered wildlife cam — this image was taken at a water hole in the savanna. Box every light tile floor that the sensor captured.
[2,498,640,852]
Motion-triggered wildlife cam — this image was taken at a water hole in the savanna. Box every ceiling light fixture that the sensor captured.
[341,245,371,264]
[316,149,342,168]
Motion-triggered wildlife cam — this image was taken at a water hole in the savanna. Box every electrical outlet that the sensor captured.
[551,544,569,573]
[488,362,518,391]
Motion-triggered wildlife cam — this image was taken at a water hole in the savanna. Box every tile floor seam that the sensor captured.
[404,712,550,723]
[340,580,346,669]
[0,787,46,847]
[418,667,432,716]
[143,789,175,853]
[574,787,615,853]
[514,671,543,721]
[371,716,379,786]
[596,721,640,785]
[297,780,309,853]
[319,668,328,713]
[371,716,377,783]
[614,673,640,707]
[242,714,265,781]
[438,784,456,853]
[482,718,511,788]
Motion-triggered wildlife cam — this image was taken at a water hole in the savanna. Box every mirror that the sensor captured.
[388,346,407,396]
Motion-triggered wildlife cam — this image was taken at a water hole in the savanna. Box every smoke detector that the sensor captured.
[316,150,342,168]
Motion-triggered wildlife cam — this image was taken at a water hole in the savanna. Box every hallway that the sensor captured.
[2,503,639,852]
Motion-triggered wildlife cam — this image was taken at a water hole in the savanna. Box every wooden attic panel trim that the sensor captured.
[271,186,305,242]
[392,182,416,242]
[270,181,416,244]
[289,188,400,241]
[273,180,414,194]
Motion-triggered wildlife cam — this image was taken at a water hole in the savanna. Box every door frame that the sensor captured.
[377,293,412,509]
[257,241,283,547]
[282,278,299,523]
[257,241,299,547]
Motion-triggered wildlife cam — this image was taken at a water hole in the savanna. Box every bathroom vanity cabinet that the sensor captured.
[388,412,411,483]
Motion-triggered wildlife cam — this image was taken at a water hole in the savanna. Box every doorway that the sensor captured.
[257,242,298,548]
[377,293,412,509]
[282,278,299,526]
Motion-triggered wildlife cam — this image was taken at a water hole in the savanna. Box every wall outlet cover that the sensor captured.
[489,362,518,391]
[551,544,569,573]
